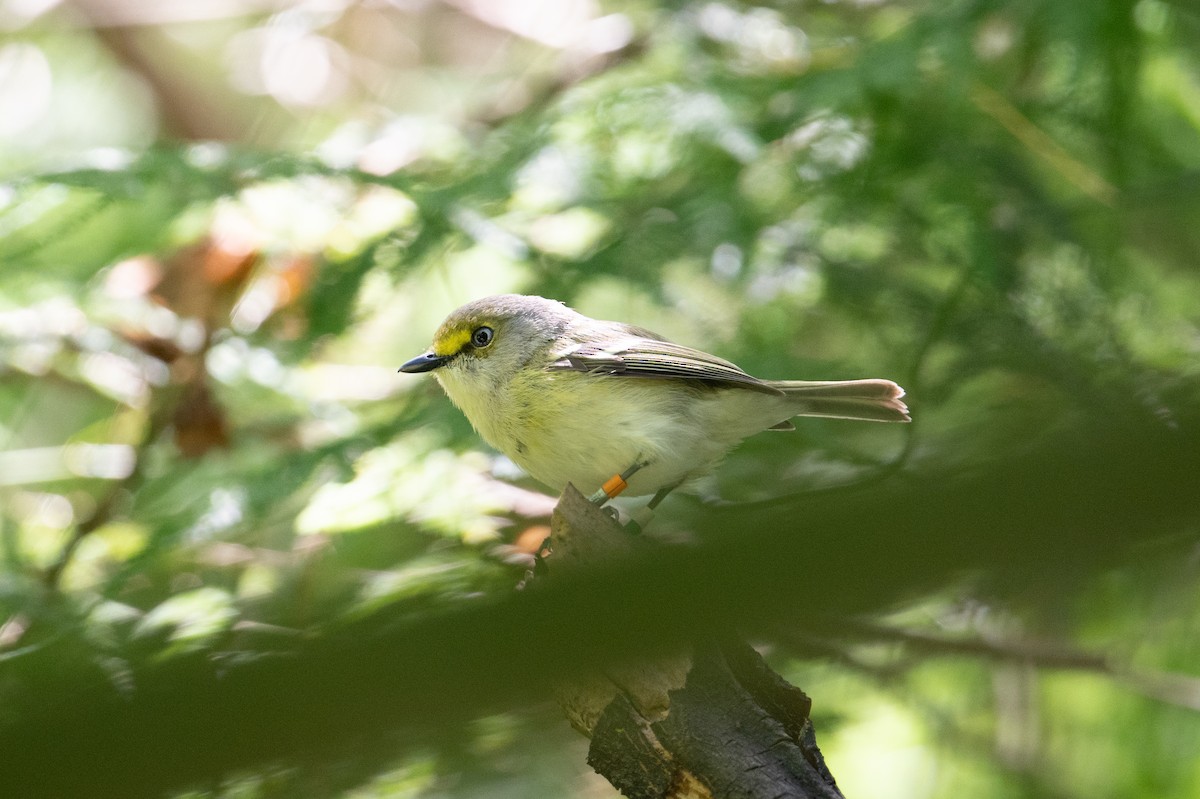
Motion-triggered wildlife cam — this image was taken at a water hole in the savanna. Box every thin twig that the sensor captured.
[792,618,1200,713]
[42,391,175,590]
[970,82,1117,206]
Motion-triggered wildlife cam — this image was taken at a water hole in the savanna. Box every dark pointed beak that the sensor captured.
[399,352,450,373]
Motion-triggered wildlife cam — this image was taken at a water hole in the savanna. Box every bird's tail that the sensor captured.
[769,379,910,423]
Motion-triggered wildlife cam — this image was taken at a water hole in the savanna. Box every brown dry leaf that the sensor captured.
[513,524,553,555]
[154,237,259,325]
[274,254,315,307]
[173,379,230,458]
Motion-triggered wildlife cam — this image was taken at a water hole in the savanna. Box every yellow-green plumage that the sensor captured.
[403,294,908,498]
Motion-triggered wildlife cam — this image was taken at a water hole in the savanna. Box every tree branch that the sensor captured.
[0,413,1196,797]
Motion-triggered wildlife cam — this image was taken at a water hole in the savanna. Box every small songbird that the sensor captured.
[401,295,908,508]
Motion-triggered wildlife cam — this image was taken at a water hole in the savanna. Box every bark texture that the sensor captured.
[546,486,843,799]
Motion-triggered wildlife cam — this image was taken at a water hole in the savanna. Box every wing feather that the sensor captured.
[548,338,784,395]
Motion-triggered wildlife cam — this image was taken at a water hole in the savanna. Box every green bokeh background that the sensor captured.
[2,1,1199,797]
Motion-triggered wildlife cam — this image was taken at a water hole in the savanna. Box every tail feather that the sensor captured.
[769,379,910,423]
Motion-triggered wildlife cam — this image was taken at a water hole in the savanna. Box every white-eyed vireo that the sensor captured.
[401,295,908,508]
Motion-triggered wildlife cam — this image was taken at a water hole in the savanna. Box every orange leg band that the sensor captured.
[600,473,629,499]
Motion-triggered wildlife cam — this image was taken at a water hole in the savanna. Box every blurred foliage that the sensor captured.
[2,0,1200,797]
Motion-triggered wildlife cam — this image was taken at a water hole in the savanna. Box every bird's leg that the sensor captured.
[589,460,648,507]
[527,461,647,586]
[624,480,683,534]
[647,482,680,511]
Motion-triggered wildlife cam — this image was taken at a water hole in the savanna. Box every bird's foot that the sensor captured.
[515,535,553,589]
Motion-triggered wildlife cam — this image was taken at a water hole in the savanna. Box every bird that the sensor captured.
[400,294,908,509]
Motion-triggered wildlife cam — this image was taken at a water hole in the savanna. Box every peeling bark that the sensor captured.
[545,486,843,799]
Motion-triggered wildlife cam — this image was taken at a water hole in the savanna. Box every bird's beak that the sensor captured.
[399,352,450,373]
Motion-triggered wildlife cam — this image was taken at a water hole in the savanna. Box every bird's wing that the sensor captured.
[548,335,784,395]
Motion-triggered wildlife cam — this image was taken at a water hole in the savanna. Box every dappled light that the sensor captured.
[2,1,1200,798]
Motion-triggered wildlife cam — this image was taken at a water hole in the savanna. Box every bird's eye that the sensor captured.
[471,326,494,348]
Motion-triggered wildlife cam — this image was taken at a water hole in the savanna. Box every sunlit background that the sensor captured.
[3,0,1200,797]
